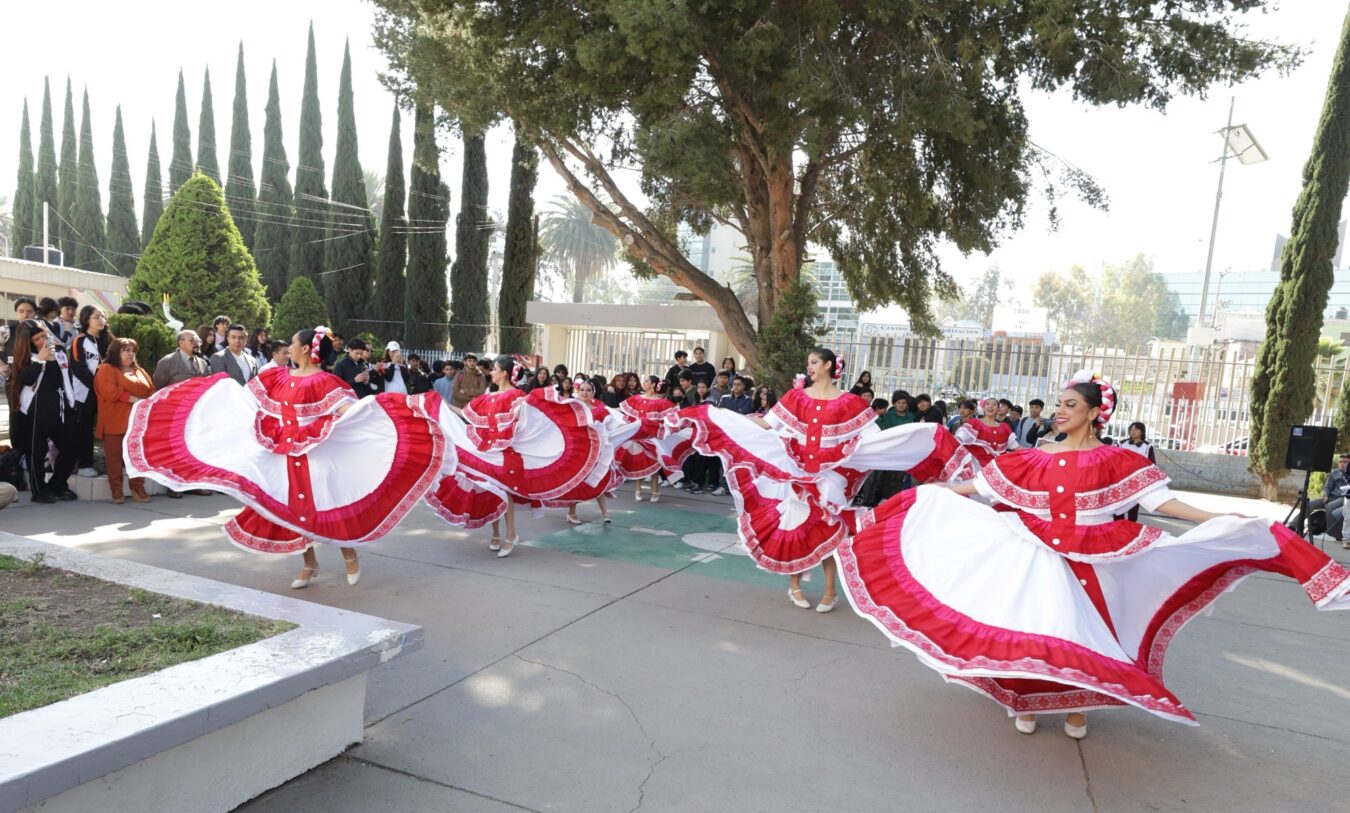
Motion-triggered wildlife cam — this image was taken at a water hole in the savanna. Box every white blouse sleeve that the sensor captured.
[1136,485,1178,513]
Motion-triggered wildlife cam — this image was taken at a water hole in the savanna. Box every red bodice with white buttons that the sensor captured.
[976,446,1172,560]
[462,389,527,451]
[248,367,357,455]
[764,388,875,475]
[621,395,678,441]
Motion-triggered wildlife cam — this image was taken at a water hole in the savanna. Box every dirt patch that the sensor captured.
[0,553,294,717]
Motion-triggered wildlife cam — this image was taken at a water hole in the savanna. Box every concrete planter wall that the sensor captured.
[0,534,422,813]
[1155,450,1306,500]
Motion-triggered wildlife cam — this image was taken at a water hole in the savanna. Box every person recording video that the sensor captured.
[332,338,385,398]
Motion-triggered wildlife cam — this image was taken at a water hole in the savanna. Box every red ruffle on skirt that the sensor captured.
[126,376,446,549]
[837,486,1350,724]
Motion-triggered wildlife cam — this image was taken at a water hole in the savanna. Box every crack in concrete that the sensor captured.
[344,755,545,812]
[513,654,668,813]
[787,644,860,688]
[1191,710,1348,744]
[1076,741,1098,813]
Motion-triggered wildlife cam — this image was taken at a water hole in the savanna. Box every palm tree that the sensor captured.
[539,194,620,303]
[363,169,385,224]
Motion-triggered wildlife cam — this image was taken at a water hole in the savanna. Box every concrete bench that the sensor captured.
[0,534,422,813]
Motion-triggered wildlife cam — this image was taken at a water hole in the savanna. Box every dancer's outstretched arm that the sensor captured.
[1152,498,1249,523]
[942,480,979,496]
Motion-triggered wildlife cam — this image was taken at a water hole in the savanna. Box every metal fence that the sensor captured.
[816,332,1348,454]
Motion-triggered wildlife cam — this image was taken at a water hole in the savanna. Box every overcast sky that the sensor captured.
[0,1,1345,302]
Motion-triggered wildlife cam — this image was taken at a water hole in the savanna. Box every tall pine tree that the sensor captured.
[56,77,77,255]
[288,23,328,284]
[225,43,257,249]
[196,67,220,183]
[13,100,36,256]
[106,107,140,276]
[34,79,58,250]
[404,104,449,349]
[323,40,376,338]
[72,88,106,272]
[498,132,538,351]
[254,61,294,300]
[169,70,193,193]
[142,122,164,247]
[449,130,489,350]
[373,104,406,330]
[1249,7,1350,497]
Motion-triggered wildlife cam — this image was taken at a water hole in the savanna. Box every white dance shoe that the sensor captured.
[815,596,838,613]
[788,588,811,609]
[1064,714,1088,739]
[1014,715,1037,735]
[291,564,318,590]
[498,535,519,558]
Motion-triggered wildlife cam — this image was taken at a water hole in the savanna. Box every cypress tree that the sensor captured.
[225,43,257,249]
[373,104,406,331]
[449,130,490,350]
[404,104,449,349]
[1249,7,1350,497]
[129,173,270,331]
[57,77,77,254]
[288,23,328,284]
[34,79,58,250]
[142,122,164,247]
[254,62,293,300]
[169,70,193,193]
[498,133,539,351]
[13,100,36,256]
[323,41,376,338]
[106,107,140,276]
[196,67,220,184]
[71,88,106,272]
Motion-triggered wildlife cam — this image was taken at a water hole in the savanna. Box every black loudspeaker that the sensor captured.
[1285,425,1337,472]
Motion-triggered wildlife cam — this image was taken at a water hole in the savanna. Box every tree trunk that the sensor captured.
[539,138,762,369]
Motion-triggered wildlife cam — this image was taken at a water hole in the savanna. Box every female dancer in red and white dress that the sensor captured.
[426,356,601,557]
[837,371,1350,739]
[560,377,641,525]
[667,348,973,612]
[125,327,448,588]
[614,376,682,503]
[954,396,1017,467]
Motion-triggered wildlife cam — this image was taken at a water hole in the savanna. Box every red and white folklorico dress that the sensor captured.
[426,387,602,527]
[837,445,1350,724]
[954,418,1017,468]
[613,395,691,481]
[537,400,642,507]
[124,367,447,553]
[667,388,974,574]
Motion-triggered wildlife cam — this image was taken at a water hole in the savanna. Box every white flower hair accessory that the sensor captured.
[793,373,807,390]
[833,353,846,381]
[1066,369,1116,426]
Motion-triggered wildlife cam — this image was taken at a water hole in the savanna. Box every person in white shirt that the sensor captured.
[380,341,411,395]
[259,340,291,372]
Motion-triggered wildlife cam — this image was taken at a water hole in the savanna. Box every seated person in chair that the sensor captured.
[1310,453,1350,549]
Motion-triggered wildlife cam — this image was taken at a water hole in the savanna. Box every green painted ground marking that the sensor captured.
[524,505,787,587]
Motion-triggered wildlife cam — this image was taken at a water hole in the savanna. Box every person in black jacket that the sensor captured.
[69,305,112,476]
[687,346,716,387]
[332,338,385,398]
[406,354,432,394]
[8,320,79,502]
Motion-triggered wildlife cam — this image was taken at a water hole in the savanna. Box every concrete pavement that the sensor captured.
[3,484,1348,812]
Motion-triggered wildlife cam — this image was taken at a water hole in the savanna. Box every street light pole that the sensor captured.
[1198,96,1236,328]
[1212,267,1232,328]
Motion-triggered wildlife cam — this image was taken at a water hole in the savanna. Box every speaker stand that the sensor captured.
[1282,469,1322,550]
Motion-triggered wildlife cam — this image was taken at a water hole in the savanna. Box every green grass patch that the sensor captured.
[0,554,295,718]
